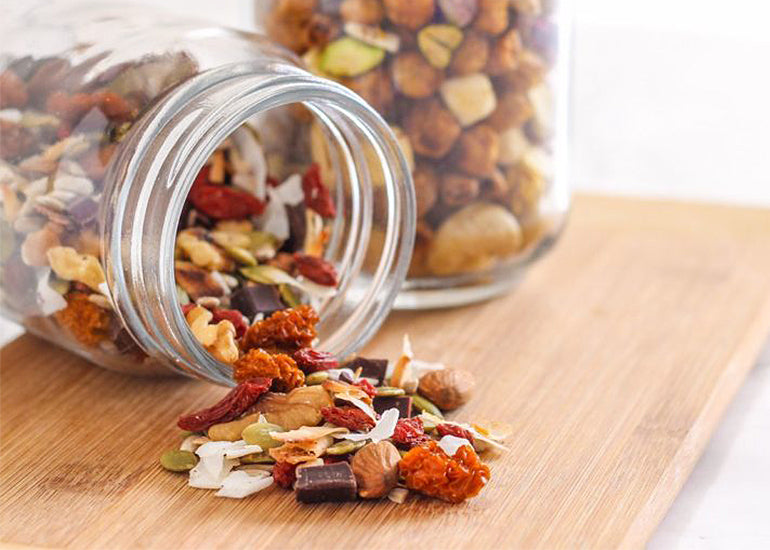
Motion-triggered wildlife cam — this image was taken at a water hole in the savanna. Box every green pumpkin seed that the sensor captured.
[376,386,406,397]
[240,265,297,286]
[241,422,285,449]
[160,449,198,472]
[225,245,257,266]
[325,439,365,456]
[305,371,330,385]
[411,394,444,419]
[239,452,276,464]
[248,231,278,252]
[279,284,301,308]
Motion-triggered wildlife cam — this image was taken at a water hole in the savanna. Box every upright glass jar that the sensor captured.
[0,2,415,384]
[258,0,571,308]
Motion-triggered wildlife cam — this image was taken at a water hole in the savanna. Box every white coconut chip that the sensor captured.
[180,435,210,453]
[36,269,67,316]
[189,441,260,489]
[215,470,274,499]
[231,129,267,201]
[438,435,472,457]
[388,487,409,504]
[261,187,290,241]
[341,408,399,443]
[273,173,304,206]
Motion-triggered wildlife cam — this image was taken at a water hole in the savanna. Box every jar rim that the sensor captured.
[102,60,415,384]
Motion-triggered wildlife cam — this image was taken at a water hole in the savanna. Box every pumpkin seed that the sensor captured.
[225,245,257,266]
[279,284,301,307]
[325,439,365,456]
[239,452,276,464]
[240,265,295,286]
[376,386,406,397]
[305,371,330,385]
[411,394,444,418]
[160,449,198,472]
[241,422,285,449]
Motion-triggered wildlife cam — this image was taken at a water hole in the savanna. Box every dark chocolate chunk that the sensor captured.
[343,357,388,385]
[280,202,307,254]
[338,370,355,385]
[295,462,357,503]
[373,395,412,418]
[229,284,285,320]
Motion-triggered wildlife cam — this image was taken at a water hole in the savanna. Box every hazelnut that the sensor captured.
[481,168,510,202]
[486,29,523,76]
[473,0,509,35]
[403,99,461,159]
[449,32,490,76]
[418,368,476,411]
[383,0,436,30]
[440,172,480,207]
[351,441,401,498]
[494,49,546,92]
[452,124,500,177]
[340,0,385,24]
[266,0,318,54]
[345,66,394,113]
[391,52,443,99]
[413,163,439,217]
[487,91,533,132]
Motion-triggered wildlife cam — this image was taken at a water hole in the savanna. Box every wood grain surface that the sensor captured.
[2,195,770,550]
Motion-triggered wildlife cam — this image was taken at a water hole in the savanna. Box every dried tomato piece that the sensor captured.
[391,417,430,450]
[54,292,112,347]
[189,175,265,220]
[321,406,376,431]
[302,163,336,218]
[293,348,339,373]
[273,461,297,489]
[233,348,305,392]
[241,305,319,353]
[399,440,490,503]
[211,308,249,339]
[177,377,272,432]
[436,423,475,445]
[293,252,338,286]
[353,379,377,399]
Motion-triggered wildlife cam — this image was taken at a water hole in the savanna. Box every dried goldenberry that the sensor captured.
[293,348,339,373]
[54,292,111,347]
[353,379,377,399]
[211,308,249,339]
[399,440,490,503]
[177,377,272,432]
[302,163,336,218]
[233,349,305,392]
[241,305,319,353]
[273,460,297,489]
[293,252,339,286]
[436,423,475,445]
[321,406,376,431]
[391,417,430,450]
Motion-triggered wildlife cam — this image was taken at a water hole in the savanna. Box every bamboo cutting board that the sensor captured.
[2,194,770,550]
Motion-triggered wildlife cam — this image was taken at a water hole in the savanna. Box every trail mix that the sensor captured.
[0,52,338,372]
[161,329,510,503]
[264,0,558,277]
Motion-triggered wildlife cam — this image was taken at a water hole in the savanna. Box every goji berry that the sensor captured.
[177,377,272,432]
[273,461,297,489]
[391,417,430,450]
[293,252,338,286]
[293,348,338,373]
[436,423,475,445]
[189,174,265,220]
[321,406,376,431]
[211,308,249,339]
[302,163,336,218]
[353,379,377,399]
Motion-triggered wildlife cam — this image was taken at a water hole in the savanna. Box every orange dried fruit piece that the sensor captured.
[234,348,305,392]
[54,292,111,347]
[398,440,490,503]
[241,304,319,353]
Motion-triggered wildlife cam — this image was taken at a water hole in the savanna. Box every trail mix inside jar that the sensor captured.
[264,0,559,279]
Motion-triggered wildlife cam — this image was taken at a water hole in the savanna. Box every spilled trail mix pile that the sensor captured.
[161,322,510,504]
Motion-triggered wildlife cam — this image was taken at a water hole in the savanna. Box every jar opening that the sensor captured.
[103,63,414,383]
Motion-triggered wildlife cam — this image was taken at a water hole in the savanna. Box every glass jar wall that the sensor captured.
[258,0,571,308]
[0,2,414,382]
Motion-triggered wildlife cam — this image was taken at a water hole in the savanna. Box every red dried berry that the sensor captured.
[302,163,336,218]
[391,417,430,450]
[321,406,376,431]
[353,379,377,399]
[266,175,280,187]
[189,172,265,220]
[177,377,272,432]
[211,308,249,339]
[293,348,339,373]
[436,423,475,445]
[273,461,297,489]
[181,303,196,316]
[293,252,339,286]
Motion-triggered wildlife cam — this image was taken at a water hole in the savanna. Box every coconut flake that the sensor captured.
[180,435,210,453]
[388,487,409,504]
[36,269,67,316]
[273,174,304,206]
[341,408,399,443]
[270,425,348,443]
[215,470,274,499]
[438,435,472,457]
[231,129,267,201]
[190,441,260,489]
[261,187,290,241]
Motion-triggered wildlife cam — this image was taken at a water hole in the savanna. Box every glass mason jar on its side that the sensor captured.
[258,0,571,308]
[0,2,415,383]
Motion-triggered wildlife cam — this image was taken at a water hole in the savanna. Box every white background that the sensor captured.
[2,1,769,547]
